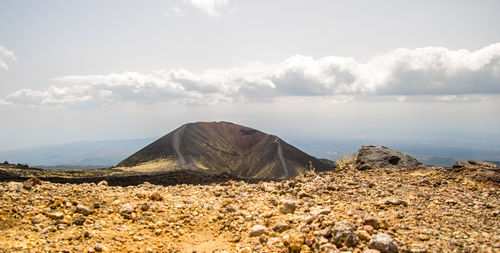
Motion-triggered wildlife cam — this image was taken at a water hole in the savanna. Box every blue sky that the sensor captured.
[0,0,499,152]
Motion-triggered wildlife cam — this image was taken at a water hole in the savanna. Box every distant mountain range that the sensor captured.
[1,130,499,169]
[0,138,156,168]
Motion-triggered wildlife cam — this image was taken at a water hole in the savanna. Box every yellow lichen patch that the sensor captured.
[113,159,178,173]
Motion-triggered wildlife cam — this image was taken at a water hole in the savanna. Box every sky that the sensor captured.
[1,0,500,156]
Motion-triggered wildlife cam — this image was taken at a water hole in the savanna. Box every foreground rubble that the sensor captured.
[0,167,499,252]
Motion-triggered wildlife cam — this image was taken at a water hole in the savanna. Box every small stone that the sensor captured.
[279,199,298,214]
[225,204,237,212]
[94,243,103,252]
[319,227,331,237]
[363,215,380,229]
[288,232,306,253]
[300,244,312,253]
[31,215,42,225]
[47,211,64,220]
[298,190,312,198]
[418,234,430,241]
[249,225,268,237]
[310,208,331,216]
[320,243,338,252]
[332,221,360,247]
[119,204,135,215]
[362,225,374,234]
[73,216,86,226]
[141,203,152,211]
[272,222,290,233]
[370,233,398,253]
[383,198,408,206]
[150,192,163,201]
[73,186,82,193]
[356,230,372,242]
[304,215,315,224]
[75,204,92,216]
[230,234,241,242]
[239,247,251,253]
[114,237,127,243]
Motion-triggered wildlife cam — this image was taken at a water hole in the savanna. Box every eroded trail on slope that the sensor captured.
[276,139,289,179]
[173,125,186,166]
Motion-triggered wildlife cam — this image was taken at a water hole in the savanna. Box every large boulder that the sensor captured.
[451,160,500,183]
[351,146,421,170]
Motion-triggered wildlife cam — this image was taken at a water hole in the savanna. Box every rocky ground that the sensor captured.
[0,167,499,253]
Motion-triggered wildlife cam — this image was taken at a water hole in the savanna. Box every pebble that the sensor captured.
[119,203,135,215]
[249,225,268,237]
[150,192,163,201]
[363,215,380,229]
[75,204,92,215]
[272,222,290,233]
[279,199,298,214]
[73,216,86,226]
[332,221,360,247]
[356,230,372,242]
[310,208,331,216]
[370,233,398,253]
[94,243,103,252]
[47,211,64,220]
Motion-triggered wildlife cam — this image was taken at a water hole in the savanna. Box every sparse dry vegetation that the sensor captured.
[335,155,352,170]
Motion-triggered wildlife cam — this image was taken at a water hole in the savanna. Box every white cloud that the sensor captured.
[3,43,500,108]
[0,45,17,72]
[162,6,186,17]
[183,0,230,16]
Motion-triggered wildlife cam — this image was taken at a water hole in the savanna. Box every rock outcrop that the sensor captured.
[351,145,421,170]
[451,160,500,183]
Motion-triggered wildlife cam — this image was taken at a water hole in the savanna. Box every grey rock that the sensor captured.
[249,225,268,237]
[75,204,92,216]
[370,233,398,253]
[332,220,360,247]
[351,146,421,169]
[451,160,500,183]
[119,204,135,215]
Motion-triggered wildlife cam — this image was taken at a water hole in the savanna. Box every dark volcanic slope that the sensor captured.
[117,122,328,178]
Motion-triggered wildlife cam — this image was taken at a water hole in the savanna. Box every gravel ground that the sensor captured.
[0,167,498,252]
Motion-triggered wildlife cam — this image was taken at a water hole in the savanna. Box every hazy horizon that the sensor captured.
[1,0,499,155]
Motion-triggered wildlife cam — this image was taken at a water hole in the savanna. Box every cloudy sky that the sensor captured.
[1,0,500,155]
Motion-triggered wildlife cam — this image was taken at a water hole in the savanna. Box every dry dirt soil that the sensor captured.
[0,167,499,253]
